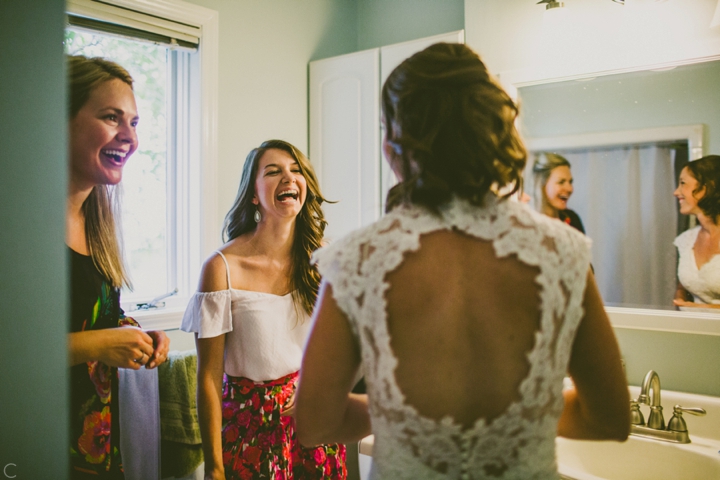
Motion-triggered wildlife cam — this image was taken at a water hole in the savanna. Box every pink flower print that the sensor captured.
[313,448,327,465]
[282,442,292,460]
[77,406,111,464]
[257,431,274,450]
[118,316,139,328]
[238,465,254,480]
[291,448,303,466]
[238,377,254,395]
[222,404,236,420]
[243,445,262,465]
[237,410,252,428]
[87,361,111,404]
[224,423,240,443]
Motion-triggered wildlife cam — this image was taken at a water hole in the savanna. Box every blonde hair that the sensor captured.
[68,55,134,288]
[530,152,571,214]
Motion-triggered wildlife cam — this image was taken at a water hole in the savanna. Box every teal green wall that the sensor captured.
[518,61,720,153]
[617,329,720,397]
[0,0,69,476]
[357,0,464,50]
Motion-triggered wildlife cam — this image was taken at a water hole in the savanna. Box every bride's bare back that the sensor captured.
[386,230,541,429]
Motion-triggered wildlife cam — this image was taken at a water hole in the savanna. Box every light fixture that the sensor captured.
[537,0,564,11]
[612,0,625,4]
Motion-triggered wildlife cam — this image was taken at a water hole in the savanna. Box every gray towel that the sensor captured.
[118,366,161,480]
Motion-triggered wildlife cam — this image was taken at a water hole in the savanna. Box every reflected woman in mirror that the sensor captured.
[66,55,170,478]
[531,152,586,233]
[182,140,346,480]
[296,43,628,479]
[673,154,720,310]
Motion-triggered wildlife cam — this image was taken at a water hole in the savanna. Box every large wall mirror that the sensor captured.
[514,58,720,336]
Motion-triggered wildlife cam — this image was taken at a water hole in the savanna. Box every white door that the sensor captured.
[309,49,381,242]
[379,30,465,212]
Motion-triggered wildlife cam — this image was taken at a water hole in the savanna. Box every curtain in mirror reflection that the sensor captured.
[529,144,688,309]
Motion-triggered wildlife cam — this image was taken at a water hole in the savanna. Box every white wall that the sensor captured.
[182,0,358,235]
[465,0,720,84]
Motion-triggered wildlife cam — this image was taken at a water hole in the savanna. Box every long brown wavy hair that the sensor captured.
[68,55,133,288]
[223,140,328,316]
[382,43,527,213]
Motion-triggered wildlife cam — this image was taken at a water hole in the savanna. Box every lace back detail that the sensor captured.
[313,197,591,479]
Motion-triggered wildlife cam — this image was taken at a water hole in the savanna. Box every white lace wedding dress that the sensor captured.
[674,226,720,305]
[313,196,592,479]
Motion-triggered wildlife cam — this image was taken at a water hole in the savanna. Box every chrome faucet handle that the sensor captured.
[647,405,665,430]
[629,399,645,426]
[667,405,707,433]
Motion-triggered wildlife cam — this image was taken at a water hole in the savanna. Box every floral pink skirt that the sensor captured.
[222,371,347,480]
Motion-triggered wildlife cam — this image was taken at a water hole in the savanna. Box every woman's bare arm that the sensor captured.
[196,333,227,480]
[558,270,630,441]
[296,281,371,446]
[672,281,720,308]
[194,252,234,479]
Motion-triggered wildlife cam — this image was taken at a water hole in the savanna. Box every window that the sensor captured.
[66,0,219,329]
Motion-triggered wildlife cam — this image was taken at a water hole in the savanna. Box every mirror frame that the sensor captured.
[511,58,720,337]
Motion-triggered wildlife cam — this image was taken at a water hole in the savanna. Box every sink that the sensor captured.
[357,387,720,480]
[558,386,720,480]
[557,435,720,480]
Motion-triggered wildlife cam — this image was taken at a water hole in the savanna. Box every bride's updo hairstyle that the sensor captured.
[382,43,526,213]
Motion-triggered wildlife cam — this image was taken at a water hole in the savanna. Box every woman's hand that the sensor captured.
[281,390,296,417]
[97,327,156,369]
[69,327,155,368]
[204,467,226,480]
[673,298,720,309]
[145,330,170,369]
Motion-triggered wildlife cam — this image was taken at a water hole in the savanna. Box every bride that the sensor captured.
[295,43,629,479]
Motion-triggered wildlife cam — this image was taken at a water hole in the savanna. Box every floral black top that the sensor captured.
[69,249,137,479]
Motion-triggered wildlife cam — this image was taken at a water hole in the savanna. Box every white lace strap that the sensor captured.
[215,250,232,290]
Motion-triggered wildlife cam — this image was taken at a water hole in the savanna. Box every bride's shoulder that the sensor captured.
[674,226,700,249]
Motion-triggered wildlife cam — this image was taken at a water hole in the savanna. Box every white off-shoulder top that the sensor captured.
[180,251,311,382]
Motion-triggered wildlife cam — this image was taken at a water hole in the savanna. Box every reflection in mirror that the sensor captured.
[517,60,720,314]
[525,143,688,311]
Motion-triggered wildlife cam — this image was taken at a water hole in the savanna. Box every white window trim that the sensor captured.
[67,0,220,330]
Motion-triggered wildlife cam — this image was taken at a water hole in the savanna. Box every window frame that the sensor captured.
[66,0,220,330]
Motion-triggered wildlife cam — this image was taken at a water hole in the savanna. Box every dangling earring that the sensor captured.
[254,208,262,223]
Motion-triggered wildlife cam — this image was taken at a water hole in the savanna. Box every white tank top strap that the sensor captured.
[214,250,232,290]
